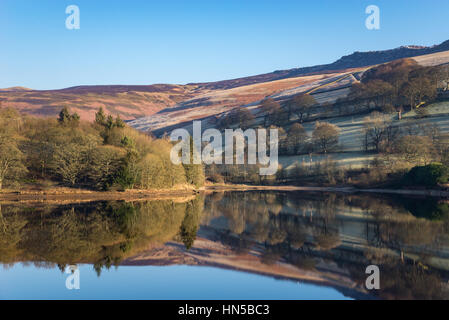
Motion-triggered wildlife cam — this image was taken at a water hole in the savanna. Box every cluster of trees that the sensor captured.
[218,94,317,131]
[259,94,317,127]
[349,59,448,112]
[286,94,317,122]
[0,107,204,190]
[260,98,286,126]
[278,121,340,155]
[273,111,449,187]
[204,119,341,184]
[218,107,255,130]
[206,163,279,185]
[362,112,397,153]
[402,163,449,187]
[362,111,448,166]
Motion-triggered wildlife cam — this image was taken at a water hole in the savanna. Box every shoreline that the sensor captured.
[205,184,449,197]
[1,183,448,203]
[0,188,200,203]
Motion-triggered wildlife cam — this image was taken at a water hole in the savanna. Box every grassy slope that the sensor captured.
[0,85,197,121]
[279,101,449,172]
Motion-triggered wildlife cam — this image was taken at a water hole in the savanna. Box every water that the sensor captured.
[0,191,448,300]
[0,264,348,300]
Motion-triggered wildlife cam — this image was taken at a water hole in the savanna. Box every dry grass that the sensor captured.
[0,184,201,203]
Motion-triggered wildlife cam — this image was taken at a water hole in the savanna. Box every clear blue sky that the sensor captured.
[1,0,448,90]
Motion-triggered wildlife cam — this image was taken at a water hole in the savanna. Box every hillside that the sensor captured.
[130,50,449,135]
[129,70,363,134]
[189,40,449,90]
[129,48,449,187]
[0,84,197,121]
[2,39,449,124]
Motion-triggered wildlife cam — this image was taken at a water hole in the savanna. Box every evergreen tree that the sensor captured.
[95,107,107,126]
[106,115,115,129]
[115,115,125,128]
[58,107,71,124]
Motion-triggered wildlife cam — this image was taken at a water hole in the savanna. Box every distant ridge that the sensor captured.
[53,84,189,94]
[190,40,449,90]
[2,39,449,123]
[0,86,32,92]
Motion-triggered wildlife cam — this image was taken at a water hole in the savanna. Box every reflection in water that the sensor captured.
[203,192,449,300]
[0,197,204,276]
[1,191,449,299]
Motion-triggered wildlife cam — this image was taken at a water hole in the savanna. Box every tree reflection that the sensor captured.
[203,191,449,299]
[178,196,203,250]
[2,191,449,299]
[0,196,204,274]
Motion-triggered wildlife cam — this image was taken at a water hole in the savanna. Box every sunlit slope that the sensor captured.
[2,41,449,127]
[0,84,198,121]
[128,70,363,133]
[129,50,449,136]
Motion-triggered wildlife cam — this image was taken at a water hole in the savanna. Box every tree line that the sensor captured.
[0,107,204,191]
[349,58,448,112]
[218,93,318,131]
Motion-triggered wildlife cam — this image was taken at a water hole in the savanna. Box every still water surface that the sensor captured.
[0,191,448,300]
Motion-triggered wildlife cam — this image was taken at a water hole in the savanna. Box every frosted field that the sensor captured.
[281,101,449,170]
[279,152,376,171]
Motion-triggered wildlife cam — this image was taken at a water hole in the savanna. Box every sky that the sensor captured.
[1,0,449,90]
[0,264,350,299]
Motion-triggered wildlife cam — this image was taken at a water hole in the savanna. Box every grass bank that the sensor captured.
[0,185,202,203]
[205,183,449,198]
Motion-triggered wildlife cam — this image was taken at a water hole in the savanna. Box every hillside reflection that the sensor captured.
[203,192,449,299]
[1,191,449,299]
[0,197,204,275]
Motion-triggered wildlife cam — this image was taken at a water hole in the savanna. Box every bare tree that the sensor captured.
[312,122,340,154]
[287,94,316,122]
[0,139,27,189]
[363,112,392,153]
[260,98,282,126]
[285,123,308,155]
